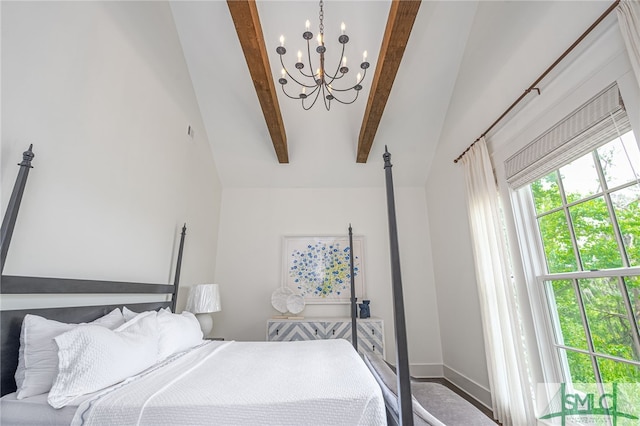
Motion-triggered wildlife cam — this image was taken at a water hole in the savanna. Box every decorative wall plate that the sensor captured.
[286,294,305,314]
[271,287,294,313]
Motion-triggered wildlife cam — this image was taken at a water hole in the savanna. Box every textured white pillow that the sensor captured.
[156,310,203,359]
[122,306,170,321]
[48,311,160,408]
[15,308,125,399]
[122,306,139,321]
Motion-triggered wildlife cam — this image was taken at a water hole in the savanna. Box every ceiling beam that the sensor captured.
[356,0,421,163]
[227,0,289,163]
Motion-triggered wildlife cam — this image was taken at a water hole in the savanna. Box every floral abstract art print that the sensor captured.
[283,236,365,304]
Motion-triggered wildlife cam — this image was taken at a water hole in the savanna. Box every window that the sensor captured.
[530,130,640,386]
[507,83,640,416]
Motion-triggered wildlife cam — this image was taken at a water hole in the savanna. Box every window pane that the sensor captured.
[579,277,639,361]
[626,275,640,332]
[597,357,640,383]
[561,349,596,384]
[570,197,622,270]
[548,280,588,350]
[597,131,640,189]
[611,184,640,267]
[531,171,563,214]
[560,152,601,204]
[596,358,640,422]
[539,210,578,273]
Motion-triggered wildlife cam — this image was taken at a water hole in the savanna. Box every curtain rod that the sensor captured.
[453,0,620,164]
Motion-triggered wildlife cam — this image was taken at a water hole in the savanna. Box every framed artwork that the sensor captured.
[282,235,365,304]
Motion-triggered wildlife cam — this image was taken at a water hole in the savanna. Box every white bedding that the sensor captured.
[0,389,98,426]
[71,339,386,426]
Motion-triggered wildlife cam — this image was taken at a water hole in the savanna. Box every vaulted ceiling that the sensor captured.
[169,0,614,188]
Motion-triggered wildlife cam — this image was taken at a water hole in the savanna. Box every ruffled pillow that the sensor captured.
[15,308,125,399]
[48,312,159,408]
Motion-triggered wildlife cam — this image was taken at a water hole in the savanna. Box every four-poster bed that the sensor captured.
[0,145,430,425]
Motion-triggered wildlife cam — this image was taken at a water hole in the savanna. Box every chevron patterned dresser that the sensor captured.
[266,317,384,356]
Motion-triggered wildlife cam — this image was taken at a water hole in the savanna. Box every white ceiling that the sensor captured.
[170,0,613,189]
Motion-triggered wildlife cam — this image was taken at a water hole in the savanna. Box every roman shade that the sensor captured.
[505,83,632,188]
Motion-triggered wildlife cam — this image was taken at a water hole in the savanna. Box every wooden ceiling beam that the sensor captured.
[227,0,289,163]
[356,0,421,163]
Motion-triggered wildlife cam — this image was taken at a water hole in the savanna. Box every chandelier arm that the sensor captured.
[327,81,360,92]
[327,73,346,82]
[302,85,323,111]
[306,39,318,81]
[321,83,331,111]
[327,67,368,92]
[305,84,322,98]
[280,84,307,100]
[324,42,348,87]
[279,56,316,88]
[297,68,316,79]
[326,89,359,105]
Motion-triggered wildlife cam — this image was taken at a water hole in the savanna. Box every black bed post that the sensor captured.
[1,145,35,274]
[383,147,413,426]
[349,224,358,352]
[171,223,187,312]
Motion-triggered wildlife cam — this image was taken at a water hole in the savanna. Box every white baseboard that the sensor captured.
[409,363,444,378]
[442,364,493,410]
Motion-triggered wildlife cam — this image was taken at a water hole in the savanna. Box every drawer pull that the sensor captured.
[332,329,335,335]
[276,329,279,336]
[315,329,318,335]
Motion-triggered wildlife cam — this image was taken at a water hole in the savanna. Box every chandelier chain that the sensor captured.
[319,0,324,35]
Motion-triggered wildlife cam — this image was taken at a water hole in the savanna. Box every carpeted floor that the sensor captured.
[411,381,498,426]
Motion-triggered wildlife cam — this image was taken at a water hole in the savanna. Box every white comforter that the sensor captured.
[72,339,386,426]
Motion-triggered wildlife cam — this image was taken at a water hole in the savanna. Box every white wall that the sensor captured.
[214,186,443,373]
[1,1,222,310]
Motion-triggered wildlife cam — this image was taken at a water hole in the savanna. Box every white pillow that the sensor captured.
[122,306,170,321]
[122,306,139,321]
[15,308,125,399]
[156,310,203,359]
[48,311,160,408]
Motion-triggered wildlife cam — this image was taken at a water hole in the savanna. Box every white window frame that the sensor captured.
[506,103,640,386]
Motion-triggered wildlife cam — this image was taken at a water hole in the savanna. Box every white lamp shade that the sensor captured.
[186,284,221,314]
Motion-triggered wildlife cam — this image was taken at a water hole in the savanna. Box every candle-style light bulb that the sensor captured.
[363,50,368,62]
[356,72,361,83]
[279,35,285,47]
[305,20,310,31]
[297,50,302,62]
[341,22,346,34]
[317,33,322,45]
[281,68,286,78]
[342,56,347,66]
[302,86,306,94]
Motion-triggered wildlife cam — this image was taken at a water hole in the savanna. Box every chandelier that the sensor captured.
[275,0,369,111]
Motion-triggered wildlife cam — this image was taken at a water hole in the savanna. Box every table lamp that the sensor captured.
[186,284,221,337]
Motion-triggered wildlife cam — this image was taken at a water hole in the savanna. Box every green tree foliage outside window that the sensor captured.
[531,132,640,387]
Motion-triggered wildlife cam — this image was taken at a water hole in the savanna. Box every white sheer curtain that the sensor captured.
[617,0,640,86]
[460,137,535,426]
